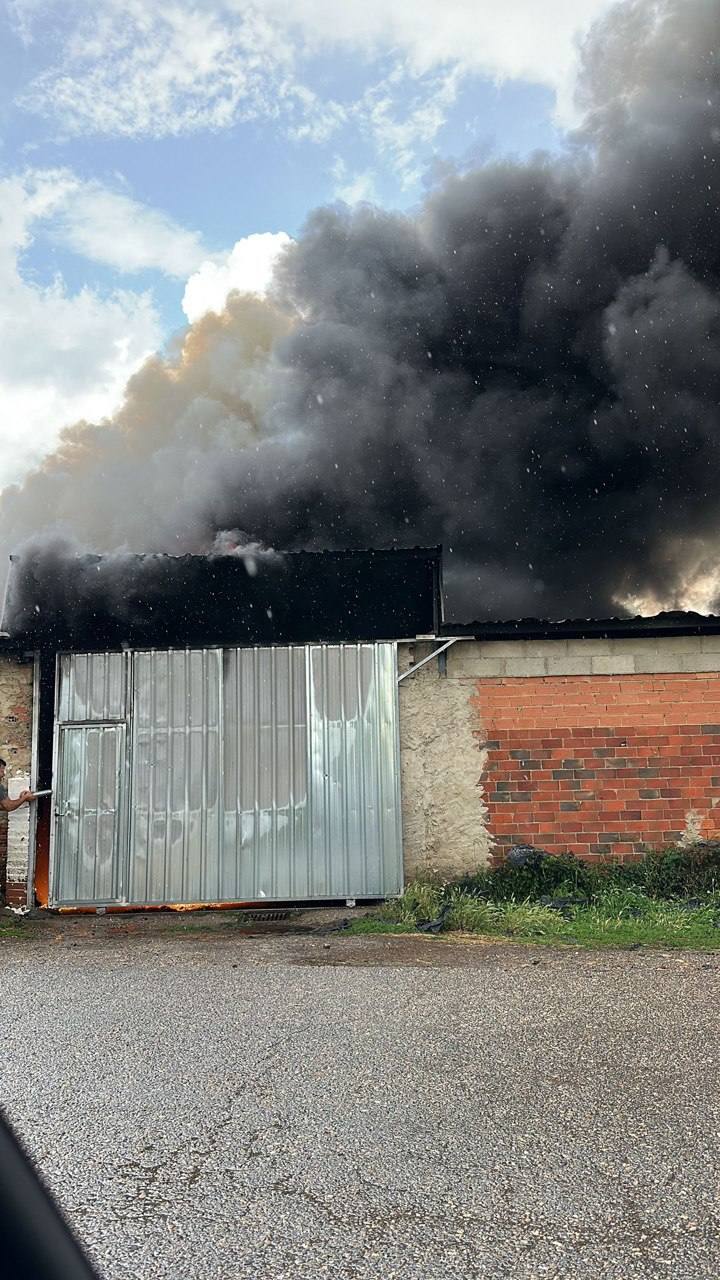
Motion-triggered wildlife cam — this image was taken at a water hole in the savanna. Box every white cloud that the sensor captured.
[182,232,292,323]
[53,183,207,277]
[12,0,616,146]
[15,1,300,139]
[0,171,162,489]
[286,85,348,143]
[2,167,207,278]
[336,171,378,204]
[362,67,462,187]
[291,0,616,124]
[331,160,378,205]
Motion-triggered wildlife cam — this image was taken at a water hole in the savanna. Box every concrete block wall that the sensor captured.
[0,655,34,905]
[398,643,492,881]
[397,635,720,878]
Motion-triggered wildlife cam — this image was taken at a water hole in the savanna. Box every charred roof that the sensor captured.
[5,541,720,653]
[445,611,720,641]
[5,546,442,651]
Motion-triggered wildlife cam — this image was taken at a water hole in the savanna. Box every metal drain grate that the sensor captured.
[239,910,291,922]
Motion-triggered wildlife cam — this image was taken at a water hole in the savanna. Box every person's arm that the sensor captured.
[0,791,34,812]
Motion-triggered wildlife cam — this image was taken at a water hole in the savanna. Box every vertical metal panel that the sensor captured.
[26,652,41,905]
[52,724,124,904]
[221,642,402,901]
[222,645,308,901]
[57,652,126,722]
[128,649,222,905]
[305,643,402,898]
[52,642,402,906]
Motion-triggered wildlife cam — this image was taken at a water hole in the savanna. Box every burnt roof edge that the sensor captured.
[6,545,443,565]
[444,611,720,641]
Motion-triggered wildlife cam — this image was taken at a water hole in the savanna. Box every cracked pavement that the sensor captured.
[1,930,719,1279]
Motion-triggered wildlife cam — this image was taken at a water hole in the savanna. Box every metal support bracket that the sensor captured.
[397,637,468,683]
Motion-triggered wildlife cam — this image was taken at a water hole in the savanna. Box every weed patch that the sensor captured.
[349,846,720,950]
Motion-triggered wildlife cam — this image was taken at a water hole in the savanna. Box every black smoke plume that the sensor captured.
[2,0,719,626]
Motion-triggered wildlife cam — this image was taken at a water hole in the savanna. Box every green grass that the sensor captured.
[347,846,720,950]
[349,893,720,949]
[0,917,27,939]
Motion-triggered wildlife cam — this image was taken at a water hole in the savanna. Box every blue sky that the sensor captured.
[0,0,613,489]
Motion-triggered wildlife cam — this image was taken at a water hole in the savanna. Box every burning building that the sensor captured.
[3,545,720,913]
[1,547,442,909]
[0,0,719,909]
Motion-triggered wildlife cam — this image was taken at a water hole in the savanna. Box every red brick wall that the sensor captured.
[473,673,720,859]
[4,878,26,907]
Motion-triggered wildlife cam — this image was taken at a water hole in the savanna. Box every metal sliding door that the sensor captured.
[51,652,129,906]
[53,723,125,904]
[51,643,402,907]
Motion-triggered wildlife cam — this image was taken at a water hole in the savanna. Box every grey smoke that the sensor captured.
[1,0,719,622]
[209,530,283,577]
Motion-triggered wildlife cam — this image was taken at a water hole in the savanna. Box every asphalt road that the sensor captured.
[2,928,719,1279]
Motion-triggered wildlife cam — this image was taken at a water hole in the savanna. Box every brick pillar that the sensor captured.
[0,655,35,906]
[0,811,7,904]
[5,771,30,907]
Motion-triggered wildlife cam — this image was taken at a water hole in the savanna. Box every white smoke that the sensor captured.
[209,529,284,577]
[182,233,293,323]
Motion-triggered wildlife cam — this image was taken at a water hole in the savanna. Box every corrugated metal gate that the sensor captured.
[50,644,402,907]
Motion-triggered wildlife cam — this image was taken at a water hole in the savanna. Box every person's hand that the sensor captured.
[18,790,34,803]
